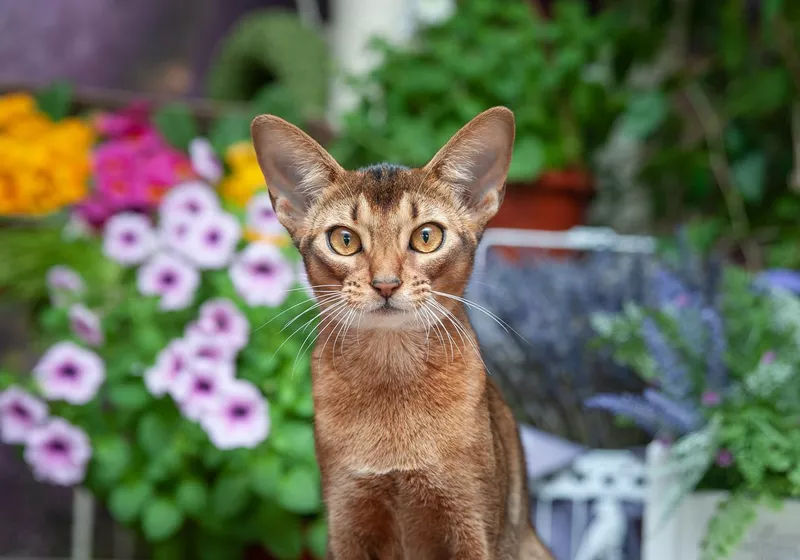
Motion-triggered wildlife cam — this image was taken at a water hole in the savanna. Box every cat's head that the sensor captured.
[251,107,514,328]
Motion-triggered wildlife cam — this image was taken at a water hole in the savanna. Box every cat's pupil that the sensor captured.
[421,229,430,243]
[342,232,350,246]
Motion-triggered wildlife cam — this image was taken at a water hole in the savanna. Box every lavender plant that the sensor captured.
[0,182,325,559]
[586,246,800,559]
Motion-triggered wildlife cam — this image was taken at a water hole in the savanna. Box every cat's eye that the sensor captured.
[410,223,444,253]
[328,227,362,256]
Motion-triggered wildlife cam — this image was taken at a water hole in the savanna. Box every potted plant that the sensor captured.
[328,0,630,232]
[586,246,800,559]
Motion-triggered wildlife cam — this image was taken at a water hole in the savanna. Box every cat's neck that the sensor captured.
[313,303,483,385]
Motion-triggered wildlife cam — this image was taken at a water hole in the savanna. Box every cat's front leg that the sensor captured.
[325,475,402,560]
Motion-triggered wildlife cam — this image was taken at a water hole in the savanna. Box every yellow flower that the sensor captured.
[244,228,291,247]
[219,142,268,208]
[0,93,38,128]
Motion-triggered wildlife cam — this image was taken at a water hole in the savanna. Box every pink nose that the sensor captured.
[371,277,401,298]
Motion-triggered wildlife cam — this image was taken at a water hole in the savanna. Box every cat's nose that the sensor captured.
[371,277,402,299]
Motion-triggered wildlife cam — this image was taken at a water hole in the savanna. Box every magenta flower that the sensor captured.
[701,391,721,407]
[103,212,158,265]
[144,339,190,398]
[201,380,270,449]
[716,449,734,468]
[137,252,200,311]
[173,360,235,421]
[68,304,104,347]
[761,351,777,365]
[34,342,105,405]
[194,298,249,351]
[185,211,242,270]
[189,138,222,184]
[95,102,152,139]
[0,387,48,444]
[246,193,284,236]
[183,329,238,366]
[159,181,219,222]
[24,418,91,486]
[46,266,86,306]
[230,243,294,307]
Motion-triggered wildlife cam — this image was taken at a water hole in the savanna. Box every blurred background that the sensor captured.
[1,0,800,559]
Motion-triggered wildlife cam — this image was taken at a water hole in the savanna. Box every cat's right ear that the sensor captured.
[251,115,344,237]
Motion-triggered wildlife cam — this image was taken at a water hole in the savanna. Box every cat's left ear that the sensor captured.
[423,107,515,227]
[251,115,344,237]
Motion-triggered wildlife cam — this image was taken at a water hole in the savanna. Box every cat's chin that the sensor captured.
[359,307,421,330]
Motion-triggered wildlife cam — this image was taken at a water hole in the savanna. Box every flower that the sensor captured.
[144,339,190,398]
[103,212,158,265]
[159,213,194,255]
[184,211,242,269]
[94,102,152,139]
[46,265,85,306]
[189,138,222,183]
[183,329,238,366]
[194,298,249,351]
[246,193,284,236]
[201,379,270,449]
[0,387,48,444]
[33,342,105,405]
[761,350,777,365]
[159,181,219,222]
[218,142,266,207]
[24,418,91,486]
[173,360,235,421]
[701,391,721,407]
[137,252,200,311]
[230,243,294,307]
[68,304,104,347]
[716,449,734,468]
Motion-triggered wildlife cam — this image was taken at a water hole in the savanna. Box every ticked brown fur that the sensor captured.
[252,108,554,560]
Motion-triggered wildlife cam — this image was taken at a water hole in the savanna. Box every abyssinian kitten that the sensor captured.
[251,107,554,560]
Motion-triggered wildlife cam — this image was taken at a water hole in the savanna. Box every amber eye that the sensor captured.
[410,223,444,253]
[328,227,362,256]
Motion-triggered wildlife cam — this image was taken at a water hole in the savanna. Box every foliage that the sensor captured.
[587,242,800,558]
[613,0,800,268]
[0,183,324,558]
[329,0,631,181]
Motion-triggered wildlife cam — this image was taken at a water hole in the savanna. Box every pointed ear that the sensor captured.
[251,115,344,236]
[423,107,515,226]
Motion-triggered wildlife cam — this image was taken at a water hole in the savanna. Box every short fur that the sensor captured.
[252,107,554,560]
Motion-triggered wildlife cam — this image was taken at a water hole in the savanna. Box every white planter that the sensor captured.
[644,442,800,560]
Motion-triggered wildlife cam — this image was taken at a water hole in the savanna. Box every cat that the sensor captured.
[251,107,554,560]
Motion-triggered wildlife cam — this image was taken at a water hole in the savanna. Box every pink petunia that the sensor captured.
[46,266,86,307]
[103,212,158,266]
[229,243,294,307]
[184,211,242,270]
[24,418,91,486]
[172,360,235,421]
[201,379,270,449]
[183,329,238,366]
[246,193,284,236]
[0,387,48,444]
[137,252,200,311]
[193,298,250,351]
[33,342,105,405]
[189,138,222,184]
[159,181,220,223]
[159,214,194,255]
[68,304,104,347]
[143,339,190,398]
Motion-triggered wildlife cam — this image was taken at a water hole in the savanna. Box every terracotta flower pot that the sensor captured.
[488,169,595,259]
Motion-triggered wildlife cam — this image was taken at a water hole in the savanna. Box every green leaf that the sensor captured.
[35,81,73,121]
[618,90,668,140]
[277,465,321,515]
[210,471,251,519]
[700,493,758,560]
[209,111,253,156]
[306,518,328,559]
[271,421,316,462]
[175,478,207,516]
[732,152,767,203]
[108,383,150,411]
[137,412,172,457]
[508,136,545,181]
[108,480,153,524]
[153,102,199,151]
[93,436,132,484]
[142,498,184,542]
[251,453,282,498]
[259,504,304,560]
